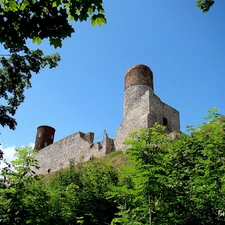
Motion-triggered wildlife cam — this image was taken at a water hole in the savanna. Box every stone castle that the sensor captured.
[34,64,180,174]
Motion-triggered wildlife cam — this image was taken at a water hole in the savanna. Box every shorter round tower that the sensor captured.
[34,125,55,151]
[124,64,154,116]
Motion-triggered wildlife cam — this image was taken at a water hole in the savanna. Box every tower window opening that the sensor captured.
[38,133,41,137]
[51,135,54,139]
[163,117,168,126]
[44,142,47,147]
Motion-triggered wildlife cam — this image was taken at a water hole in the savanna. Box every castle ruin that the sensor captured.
[34,64,180,174]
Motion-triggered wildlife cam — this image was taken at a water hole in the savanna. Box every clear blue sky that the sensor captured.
[1,0,225,158]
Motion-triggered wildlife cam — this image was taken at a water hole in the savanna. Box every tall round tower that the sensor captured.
[124,64,153,116]
[34,125,55,151]
[125,64,153,91]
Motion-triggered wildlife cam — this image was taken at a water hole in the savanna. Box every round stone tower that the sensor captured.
[34,125,55,151]
[124,64,153,116]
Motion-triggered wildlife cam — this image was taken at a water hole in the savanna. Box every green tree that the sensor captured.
[0,148,119,225]
[48,159,118,224]
[109,125,172,225]
[0,146,50,224]
[168,109,225,224]
[109,109,225,225]
[0,0,106,129]
[0,49,60,129]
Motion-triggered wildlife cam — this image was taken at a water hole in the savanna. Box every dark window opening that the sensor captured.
[163,117,168,126]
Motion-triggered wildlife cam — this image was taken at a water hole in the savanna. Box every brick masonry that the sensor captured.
[34,126,55,150]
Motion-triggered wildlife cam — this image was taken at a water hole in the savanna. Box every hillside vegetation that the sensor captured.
[1,109,225,225]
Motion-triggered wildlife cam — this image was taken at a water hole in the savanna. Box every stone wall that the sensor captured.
[114,65,180,151]
[115,87,180,150]
[148,93,180,131]
[34,131,115,174]
[114,86,151,150]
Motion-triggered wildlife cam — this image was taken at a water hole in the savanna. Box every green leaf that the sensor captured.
[99,8,105,14]
[32,36,42,44]
[2,0,9,5]
[88,7,93,15]
[50,38,62,48]
[9,0,17,11]
[91,14,106,27]
[52,1,57,7]
[52,0,61,8]
[20,0,29,10]
[69,15,75,21]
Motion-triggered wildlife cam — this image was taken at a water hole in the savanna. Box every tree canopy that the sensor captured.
[110,108,225,225]
[0,0,106,49]
[0,147,119,225]
[1,109,225,224]
[0,0,106,130]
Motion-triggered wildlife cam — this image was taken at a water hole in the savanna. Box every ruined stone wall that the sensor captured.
[104,137,115,155]
[114,64,180,151]
[148,93,180,132]
[114,86,151,150]
[161,103,180,132]
[123,85,151,117]
[115,88,180,151]
[34,64,180,173]
[34,131,115,174]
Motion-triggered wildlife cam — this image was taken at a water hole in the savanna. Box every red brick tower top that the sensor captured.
[125,64,154,91]
[34,125,55,151]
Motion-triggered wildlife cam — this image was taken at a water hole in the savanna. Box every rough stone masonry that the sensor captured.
[34,64,180,174]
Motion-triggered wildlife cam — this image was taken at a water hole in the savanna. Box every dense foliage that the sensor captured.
[1,109,225,224]
[0,147,119,224]
[110,109,225,225]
